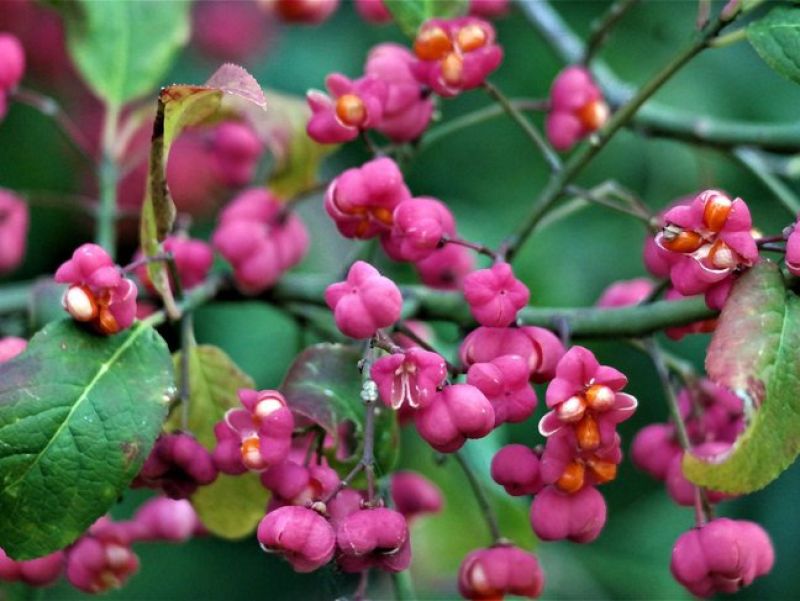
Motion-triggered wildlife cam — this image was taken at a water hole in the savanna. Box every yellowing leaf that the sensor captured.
[248,89,334,201]
[191,473,268,540]
[168,345,268,539]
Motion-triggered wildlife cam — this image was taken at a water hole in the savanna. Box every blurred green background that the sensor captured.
[2,0,800,599]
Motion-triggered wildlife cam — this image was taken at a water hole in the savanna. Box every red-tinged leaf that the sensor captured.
[704,261,785,405]
[281,343,399,478]
[684,261,800,493]
[140,64,266,317]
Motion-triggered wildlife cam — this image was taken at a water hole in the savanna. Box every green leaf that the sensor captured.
[684,262,800,493]
[281,344,399,478]
[167,345,254,448]
[140,64,267,318]
[52,0,190,107]
[166,345,268,539]
[259,90,335,200]
[0,320,173,559]
[386,0,469,38]
[747,6,800,85]
[190,473,268,540]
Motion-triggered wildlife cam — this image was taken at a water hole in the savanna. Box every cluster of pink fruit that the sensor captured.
[305,13,607,153]
[131,388,445,580]
[0,3,792,600]
[0,497,201,593]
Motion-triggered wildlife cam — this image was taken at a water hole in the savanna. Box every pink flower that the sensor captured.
[192,0,272,63]
[414,242,475,290]
[124,497,201,543]
[630,423,681,481]
[306,73,387,144]
[458,545,544,600]
[213,188,309,293]
[66,519,139,593]
[595,278,654,308]
[356,0,392,22]
[335,508,411,573]
[0,547,64,586]
[0,189,28,274]
[257,506,336,573]
[381,196,456,262]
[643,234,677,279]
[681,379,743,444]
[371,347,447,410]
[273,0,339,24]
[671,518,774,597]
[135,235,213,292]
[460,326,565,383]
[530,484,607,543]
[0,336,26,363]
[491,444,543,496]
[656,190,758,307]
[54,243,138,335]
[325,261,403,339]
[469,0,510,18]
[210,121,263,187]
[0,33,25,92]
[538,346,637,448]
[467,354,537,425]
[0,548,17,581]
[545,66,609,151]
[213,389,295,473]
[463,262,530,327]
[260,461,340,510]
[132,433,218,499]
[390,471,443,521]
[633,378,743,488]
[412,17,503,97]
[324,157,410,239]
[327,489,365,528]
[414,383,495,452]
[539,428,622,494]
[365,44,434,141]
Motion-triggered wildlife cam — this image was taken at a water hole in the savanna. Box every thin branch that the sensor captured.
[395,321,461,375]
[419,99,548,152]
[391,570,416,601]
[566,184,651,224]
[440,235,500,260]
[644,338,714,524]
[505,5,738,260]
[708,27,747,48]
[2,270,719,340]
[141,274,224,329]
[520,1,800,154]
[361,131,380,156]
[733,147,800,215]
[584,0,641,63]
[483,81,561,172]
[453,450,503,544]
[11,87,95,161]
[179,312,194,431]
[96,105,120,258]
